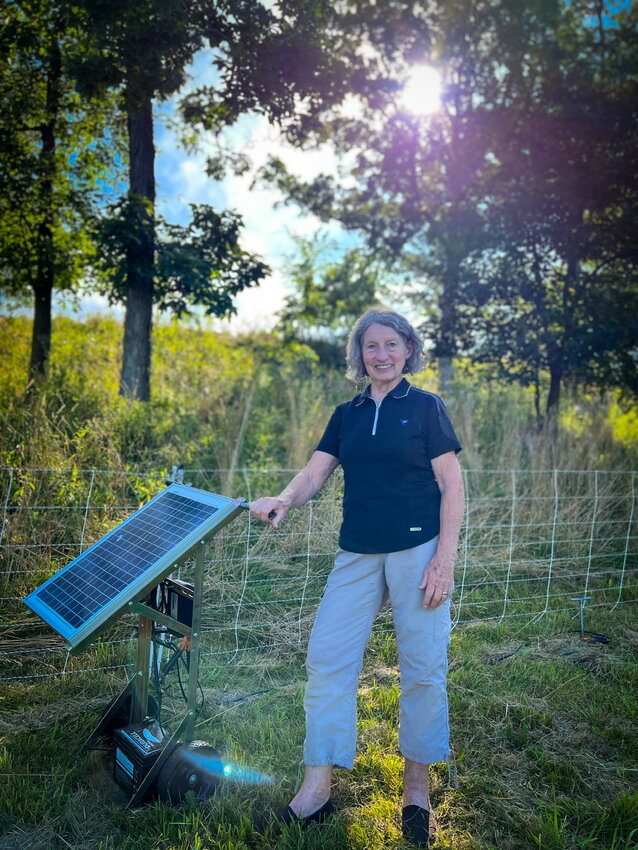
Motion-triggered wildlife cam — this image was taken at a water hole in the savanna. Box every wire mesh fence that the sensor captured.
[0,465,636,684]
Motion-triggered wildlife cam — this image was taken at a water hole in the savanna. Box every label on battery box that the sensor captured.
[116,748,135,779]
[113,721,166,797]
[127,725,164,755]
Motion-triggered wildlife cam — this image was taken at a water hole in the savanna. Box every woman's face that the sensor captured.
[361,322,412,386]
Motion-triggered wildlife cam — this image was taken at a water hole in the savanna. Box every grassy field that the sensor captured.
[1,605,637,850]
[1,314,636,849]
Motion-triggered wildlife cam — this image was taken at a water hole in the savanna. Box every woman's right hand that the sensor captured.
[249,497,289,528]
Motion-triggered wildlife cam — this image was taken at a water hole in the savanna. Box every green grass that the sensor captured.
[1,608,636,850]
[1,315,637,848]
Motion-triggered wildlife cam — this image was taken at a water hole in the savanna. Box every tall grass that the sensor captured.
[1,314,637,475]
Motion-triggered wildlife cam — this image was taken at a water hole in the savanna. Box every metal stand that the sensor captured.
[571,596,592,638]
[83,677,137,750]
[82,539,214,806]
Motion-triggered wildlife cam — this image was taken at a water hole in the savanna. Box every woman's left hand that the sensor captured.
[418,551,455,609]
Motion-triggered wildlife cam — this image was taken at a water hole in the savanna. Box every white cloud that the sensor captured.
[152,70,351,329]
[210,273,288,334]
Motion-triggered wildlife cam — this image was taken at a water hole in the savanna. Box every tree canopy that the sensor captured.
[72,0,365,400]
[260,0,638,416]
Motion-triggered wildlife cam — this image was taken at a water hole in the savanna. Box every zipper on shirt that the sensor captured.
[363,381,410,436]
[371,401,381,435]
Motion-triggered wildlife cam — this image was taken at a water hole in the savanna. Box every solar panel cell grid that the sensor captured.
[36,492,219,631]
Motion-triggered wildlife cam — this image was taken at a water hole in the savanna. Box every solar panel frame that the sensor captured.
[24,484,245,652]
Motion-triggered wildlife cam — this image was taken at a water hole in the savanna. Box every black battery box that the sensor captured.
[166,578,194,632]
[147,578,194,635]
[113,719,167,797]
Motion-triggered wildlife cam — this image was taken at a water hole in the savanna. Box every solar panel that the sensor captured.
[24,484,244,651]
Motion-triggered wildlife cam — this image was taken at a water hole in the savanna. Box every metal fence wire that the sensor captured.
[0,466,635,684]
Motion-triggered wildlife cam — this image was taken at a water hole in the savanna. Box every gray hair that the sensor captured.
[345,308,426,382]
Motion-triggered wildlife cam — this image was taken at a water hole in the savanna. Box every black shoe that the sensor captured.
[402,805,432,846]
[274,798,336,828]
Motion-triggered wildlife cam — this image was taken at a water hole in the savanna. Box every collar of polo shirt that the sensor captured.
[354,377,412,406]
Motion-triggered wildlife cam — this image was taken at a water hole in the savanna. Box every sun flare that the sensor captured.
[400,65,442,115]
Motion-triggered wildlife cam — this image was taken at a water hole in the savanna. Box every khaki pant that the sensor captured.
[303,537,451,768]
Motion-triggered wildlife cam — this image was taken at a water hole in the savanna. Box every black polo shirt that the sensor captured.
[316,378,461,554]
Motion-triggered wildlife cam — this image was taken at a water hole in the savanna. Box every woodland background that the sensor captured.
[1,0,637,429]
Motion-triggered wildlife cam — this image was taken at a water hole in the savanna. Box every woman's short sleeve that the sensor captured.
[316,405,342,459]
[426,395,462,460]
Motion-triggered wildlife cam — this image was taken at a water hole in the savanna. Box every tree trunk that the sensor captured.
[28,40,61,381]
[534,369,543,430]
[29,279,53,379]
[120,94,155,402]
[437,259,459,395]
[438,355,453,394]
[546,359,562,428]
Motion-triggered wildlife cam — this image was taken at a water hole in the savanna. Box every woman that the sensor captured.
[250,308,464,845]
